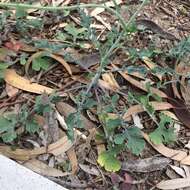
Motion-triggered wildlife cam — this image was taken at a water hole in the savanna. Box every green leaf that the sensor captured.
[0,62,9,80]
[64,24,86,41]
[20,53,27,65]
[97,150,121,172]
[34,94,52,114]
[139,96,155,115]
[114,133,125,144]
[149,113,176,144]
[111,94,120,105]
[0,116,12,133]
[15,7,27,18]
[66,112,84,141]
[106,118,121,132]
[83,98,97,109]
[25,120,40,133]
[126,127,145,155]
[32,56,51,71]
[1,129,17,143]
[0,115,17,142]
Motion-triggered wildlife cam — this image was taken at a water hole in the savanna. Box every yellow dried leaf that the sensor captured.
[4,69,53,94]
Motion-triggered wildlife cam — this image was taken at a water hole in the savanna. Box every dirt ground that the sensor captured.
[0,0,190,190]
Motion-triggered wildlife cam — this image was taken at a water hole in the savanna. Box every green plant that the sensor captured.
[128,90,176,145]
[0,63,9,82]
[0,93,60,143]
[32,56,53,72]
[0,106,40,143]
[149,113,176,144]
[0,0,150,173]
[95,94,145,172]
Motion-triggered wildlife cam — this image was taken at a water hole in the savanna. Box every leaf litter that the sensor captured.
[0,0,190,189]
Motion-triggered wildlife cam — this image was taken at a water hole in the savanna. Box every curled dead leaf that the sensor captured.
[24,159,70,177]
[123,102,173,121]
[25,51,72,76]
[67,148,78,175]
[4,69,53,94]
[0,134,76,161]
[143,132,190,165]
[112,64,167,98]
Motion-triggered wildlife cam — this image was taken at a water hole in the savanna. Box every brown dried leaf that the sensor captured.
[4,69,53,94]
[0,134,75,161]
[90,0,122,16]
[79,164,100,176]
[67,148,78,175]
[23,159,70,177]
[156,178,190,189]
[5,83,19,97]
[25,51,72,76]
[169,97,190,129]
[112,64,167,98]
[122,157,171,173]
[143,133,190,165]
[142,56,162,80]
[102,73,120,90]
[123,102,173,121]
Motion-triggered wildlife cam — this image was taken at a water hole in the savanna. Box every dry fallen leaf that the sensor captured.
[112,64,167,98]
[169,165,186,178]
[5,83,19,97]
[25,51,72,76]
[143,133,190,165]
[123,102,173,121]
[79,164,100,176]
[90,0,122,16]
[142,56,162,80]
[4,69,53,94]
[102,73,120,90]
[67,148,78,175]
[0,134,76,161]
[24,159,70,177]
[132,114,143,129]
[156,178,190,189]
[122,156,171,173]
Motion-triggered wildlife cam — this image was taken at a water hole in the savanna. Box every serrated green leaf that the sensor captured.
[106,118,121,131]
[32,56,51,71]
[1,129,17,143]
[0,116,12,133]
[114,133,125,144]
[97,151,121,172]
[64,24,86,42]
[149,113,176,144]
[83,98,97,109]
[126,127,145,155]
[25,120,40,133]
